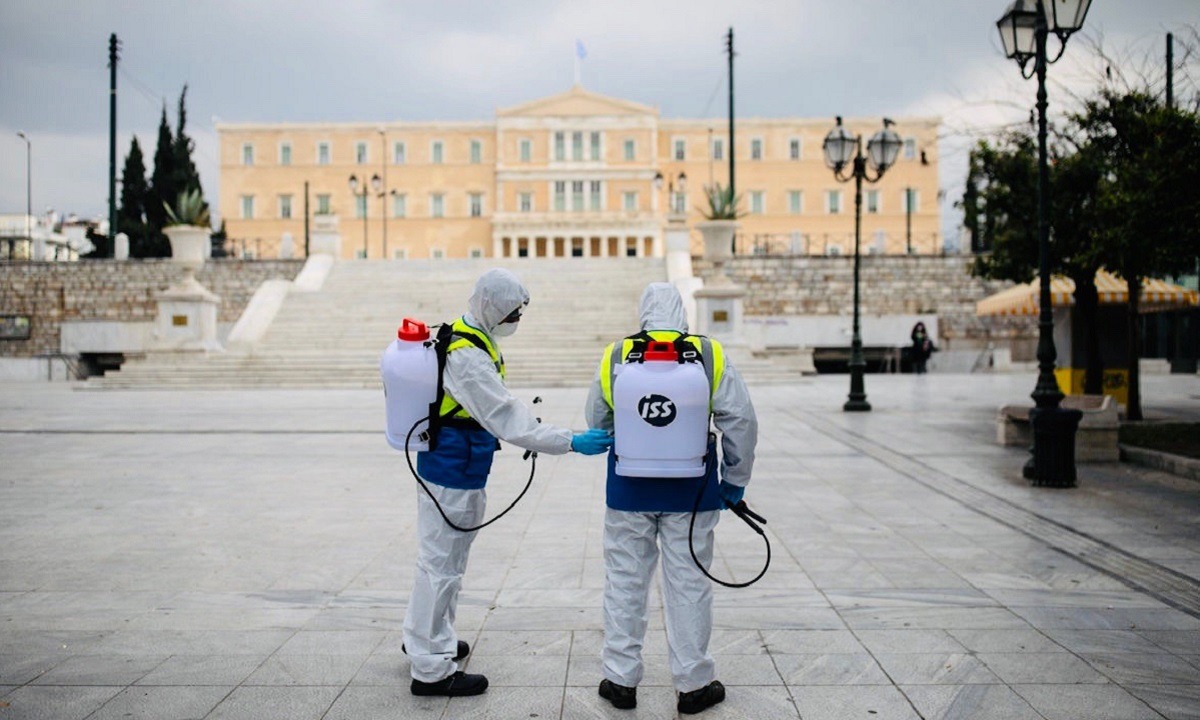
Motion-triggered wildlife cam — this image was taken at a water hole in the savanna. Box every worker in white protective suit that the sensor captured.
[585,282,757,715]
[405,268,612,697]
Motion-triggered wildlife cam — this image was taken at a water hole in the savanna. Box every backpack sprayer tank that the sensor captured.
[381,318,438,452]
[613,340,709,478]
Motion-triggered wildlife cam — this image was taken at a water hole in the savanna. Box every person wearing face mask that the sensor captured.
[404,267,612,698]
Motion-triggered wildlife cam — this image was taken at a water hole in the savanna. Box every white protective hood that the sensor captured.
[639,282,688,334]
[466,268,530,336]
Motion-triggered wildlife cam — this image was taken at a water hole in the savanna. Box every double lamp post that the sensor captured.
[996,0,1091,487]
[821,117,903,412]
[348,173,381,259]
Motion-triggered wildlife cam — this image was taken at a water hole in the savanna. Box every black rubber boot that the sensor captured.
[411,670,489,697]
[402,640,471,661]
[598,678,637,709]
[677,680,725,714]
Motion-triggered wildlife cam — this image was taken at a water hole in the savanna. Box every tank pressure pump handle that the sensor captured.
[523,396,544,461]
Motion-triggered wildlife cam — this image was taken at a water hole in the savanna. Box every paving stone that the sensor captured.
[134,655,267,686]
[1125,684,1200,720]
[1012,683,1161,720]
[87,685,231,720]
[902,684,1042,720]
[791,685,919,719]
[206,686,341,720]
[0,685,122,720]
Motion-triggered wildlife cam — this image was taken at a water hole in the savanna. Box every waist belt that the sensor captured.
[441,416,484,431]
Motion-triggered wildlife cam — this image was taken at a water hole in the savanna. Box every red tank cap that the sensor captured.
[643,341,678,362]
[398,318,430,341]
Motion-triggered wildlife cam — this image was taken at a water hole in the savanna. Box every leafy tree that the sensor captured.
[1073,91,1200,419]
[117,136,151,257]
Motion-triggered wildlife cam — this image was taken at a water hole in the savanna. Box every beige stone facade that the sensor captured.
[218,86,940,260]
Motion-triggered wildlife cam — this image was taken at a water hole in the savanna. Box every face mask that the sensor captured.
[492,322,517,338]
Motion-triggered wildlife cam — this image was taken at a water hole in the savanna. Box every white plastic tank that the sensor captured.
[613,341,710,478]
[381,318,439,452]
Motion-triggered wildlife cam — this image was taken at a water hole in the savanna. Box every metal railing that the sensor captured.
[730,232,948,257]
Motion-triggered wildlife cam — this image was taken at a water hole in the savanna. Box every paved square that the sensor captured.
[1,373,1199,719]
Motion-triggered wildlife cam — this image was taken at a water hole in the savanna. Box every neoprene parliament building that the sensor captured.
[217,86,940,260]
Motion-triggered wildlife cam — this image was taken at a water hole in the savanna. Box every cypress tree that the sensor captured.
[117,136,151,257]
[172,85,204,198]
[145,105,176,257]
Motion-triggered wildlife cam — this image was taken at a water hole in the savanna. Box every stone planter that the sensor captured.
[164,225,211,273]
[696,220,738,262]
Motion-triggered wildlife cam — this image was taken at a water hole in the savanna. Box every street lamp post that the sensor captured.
[378,129,388,259]
[654,171,688,216]
[822,117,903,412]
[16,132,31,260]
[348,173,382,259]
[996,0,1091,486]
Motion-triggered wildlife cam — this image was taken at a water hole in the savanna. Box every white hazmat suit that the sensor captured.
[404,268,573,684]
[585,282,758,693]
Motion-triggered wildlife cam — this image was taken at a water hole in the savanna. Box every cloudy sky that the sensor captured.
[1,0,1196,245]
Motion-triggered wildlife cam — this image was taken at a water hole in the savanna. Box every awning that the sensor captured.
[976,269,1199,317]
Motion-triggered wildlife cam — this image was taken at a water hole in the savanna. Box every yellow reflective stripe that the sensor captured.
[709,339,726,396]
[439,317,506,419]
[599,342,617,408]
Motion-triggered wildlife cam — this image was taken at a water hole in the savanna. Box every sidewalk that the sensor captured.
[1,374,1198,720]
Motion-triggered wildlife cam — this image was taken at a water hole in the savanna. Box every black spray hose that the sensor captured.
[403,412,537,533]
[688,478,771,588]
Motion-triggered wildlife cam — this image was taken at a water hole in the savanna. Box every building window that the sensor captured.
[431,248,445,260]
[393,193,406,218]
[624,138,635,161]
[866,190,880,214]
[317,142,330,165]
[623,191,638,212]
[240,195,254,219]
[519,192,533,212]
[394,141,406,164]
[572,132,584,161]
[393,248,408,260]
[279,195,292,219]
[589,181,602,211]
[554,181,566,211]
[590,132,601,161]
[279,143,291,166]
[673,138,686,161]
[316,194,331,214]
[904,138,916,160]
[469,248,484,259]
[750,191,764,215]
[356,141,368,164]
[712,138,724,160]
[554,132,565,161]
[672,191,686,214]
[789,138,801,160]
[904,189,920,212]
[431,141,444,164]
[571,181,584,212]
[470,140,482,164]
[520,138,532,162]
[826,190,842,214]
[430,193,444,218]
[469,192,483,217]
[355,194,367,219]
[242,143,254,166]
[750,138,763,160]
[788,190,803,214]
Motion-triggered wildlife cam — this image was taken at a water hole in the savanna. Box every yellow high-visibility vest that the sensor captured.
[598,329,725,410]
[439,317,505,420]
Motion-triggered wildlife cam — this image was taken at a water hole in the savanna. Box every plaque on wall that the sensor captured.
[0,315,32,340]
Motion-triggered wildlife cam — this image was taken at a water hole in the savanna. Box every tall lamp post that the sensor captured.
[378,129,388,259]
[996,0,1091,486]
[348,173,381,259]
[16,132,31,260]
[653,171,688,216]
[822,117,902,412]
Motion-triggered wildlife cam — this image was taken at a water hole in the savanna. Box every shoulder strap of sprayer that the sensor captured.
[624,330,703,366]
[425,322,493,451]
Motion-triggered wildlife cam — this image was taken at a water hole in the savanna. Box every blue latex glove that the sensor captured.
[719,481,745,508]
[571,428,613,456]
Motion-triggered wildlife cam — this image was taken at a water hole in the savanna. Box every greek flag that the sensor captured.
[575,39,587,60]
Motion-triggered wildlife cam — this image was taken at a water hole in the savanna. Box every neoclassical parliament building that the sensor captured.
[218,86,940,260]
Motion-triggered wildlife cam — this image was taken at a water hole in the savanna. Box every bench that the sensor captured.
[997,394,1120,463]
